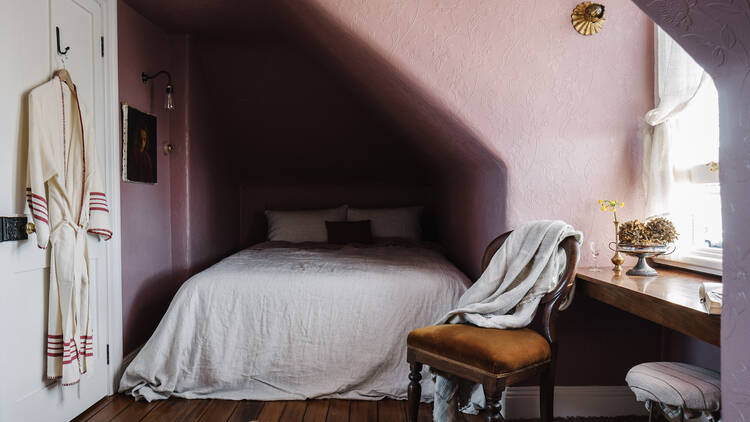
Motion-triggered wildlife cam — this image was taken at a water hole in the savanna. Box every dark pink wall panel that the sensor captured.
[167,34,191,284]
[117,1,174,354]
[187,37,438,249]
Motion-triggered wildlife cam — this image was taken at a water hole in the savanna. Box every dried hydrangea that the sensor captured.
[645,217,679,244]
[618,219,648,245]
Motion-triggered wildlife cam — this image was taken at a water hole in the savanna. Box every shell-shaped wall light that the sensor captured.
[572,2,606,36]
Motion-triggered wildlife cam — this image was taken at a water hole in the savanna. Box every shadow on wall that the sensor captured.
[277,0,509,277]
[122,270,176,354]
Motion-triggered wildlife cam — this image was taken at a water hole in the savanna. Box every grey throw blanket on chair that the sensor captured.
[432,220,582,422]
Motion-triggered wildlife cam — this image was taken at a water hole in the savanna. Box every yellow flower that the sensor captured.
[620,202,624,207]
[598,200,603,205]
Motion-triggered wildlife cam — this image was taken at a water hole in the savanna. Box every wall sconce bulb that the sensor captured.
[142,70,175,111]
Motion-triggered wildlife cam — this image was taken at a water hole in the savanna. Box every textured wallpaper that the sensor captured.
[295,0,654,267]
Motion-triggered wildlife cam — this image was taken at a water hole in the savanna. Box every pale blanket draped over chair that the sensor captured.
[643,28,709,218]
[431,220,582,422]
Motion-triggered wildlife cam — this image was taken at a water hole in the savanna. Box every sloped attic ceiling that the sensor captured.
[120,0,504,176]
[120,0,286,37]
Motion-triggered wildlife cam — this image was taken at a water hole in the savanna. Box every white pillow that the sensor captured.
[265,205,347,242]
[347,206,423,240]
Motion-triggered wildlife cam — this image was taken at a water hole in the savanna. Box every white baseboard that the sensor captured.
[503,386,648,418]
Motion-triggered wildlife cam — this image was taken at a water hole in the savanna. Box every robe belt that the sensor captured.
[49,217,88,350]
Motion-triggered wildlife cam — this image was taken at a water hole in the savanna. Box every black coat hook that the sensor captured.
[56,27,70,56]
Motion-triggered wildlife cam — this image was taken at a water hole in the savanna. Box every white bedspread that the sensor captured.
[119,244,469,401]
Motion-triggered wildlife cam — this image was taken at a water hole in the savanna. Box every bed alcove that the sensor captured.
[116,0,739,408]
[119,0,510,356]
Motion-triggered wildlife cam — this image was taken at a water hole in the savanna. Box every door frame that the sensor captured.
[100,0,124,394]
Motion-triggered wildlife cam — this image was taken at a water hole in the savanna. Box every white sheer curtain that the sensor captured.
[643,28,707,218]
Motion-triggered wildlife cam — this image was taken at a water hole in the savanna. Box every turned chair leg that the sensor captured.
[483,381,505,422]
[407,362,423,422]
[540,362,555,422]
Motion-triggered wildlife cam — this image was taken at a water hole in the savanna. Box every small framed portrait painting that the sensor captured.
[122,104,157,184]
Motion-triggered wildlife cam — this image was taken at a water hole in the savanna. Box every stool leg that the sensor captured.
[483,381,505,422]
[407,362,423,422]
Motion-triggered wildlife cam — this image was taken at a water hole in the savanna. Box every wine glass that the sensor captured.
[589,241,601,271]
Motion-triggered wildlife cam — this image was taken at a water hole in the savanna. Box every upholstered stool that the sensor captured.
[625,362,720,421]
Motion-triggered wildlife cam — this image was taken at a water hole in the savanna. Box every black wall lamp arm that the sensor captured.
[141,70,172,85]
[141,70,176,111]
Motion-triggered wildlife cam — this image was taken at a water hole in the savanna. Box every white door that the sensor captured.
[0,1,111,421]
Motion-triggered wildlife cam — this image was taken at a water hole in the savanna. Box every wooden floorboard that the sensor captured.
[304,400,331,422]
[109,399,161,422]
[280,401,307,422]
[71,396,113,422]
[325,399,350,422]
[377,399,406,422]
[350,400,377,422]
[197,400,239,422]
[74,394,649,422]
[84,395,133,422]
[227,400,264,422]
[418,403,433,422]
[257,400,286,422]
[141,398,204,422]
[72,396,421,422]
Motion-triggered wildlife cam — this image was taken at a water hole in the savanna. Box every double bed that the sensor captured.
[119,240,469,401]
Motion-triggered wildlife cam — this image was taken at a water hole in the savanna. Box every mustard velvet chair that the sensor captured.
[406,231,580,422]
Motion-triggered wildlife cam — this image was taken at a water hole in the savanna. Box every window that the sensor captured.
[651,28,722,275]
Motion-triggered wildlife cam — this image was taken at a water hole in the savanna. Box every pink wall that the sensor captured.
[277,0,679,386]
[283,0,653,273]
[115,1,747,397]
[117,1,175,353]
[627,1,750,417]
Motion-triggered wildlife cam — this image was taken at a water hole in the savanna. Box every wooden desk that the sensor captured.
[576,267,721,347]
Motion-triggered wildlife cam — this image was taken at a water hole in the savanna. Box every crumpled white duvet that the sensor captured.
[119,245,469,402]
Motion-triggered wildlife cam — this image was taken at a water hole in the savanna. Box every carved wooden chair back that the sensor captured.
[480,230,580,345]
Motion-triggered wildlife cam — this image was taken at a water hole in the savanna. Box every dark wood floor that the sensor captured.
[72,395,438,422]
[73,395,650,422]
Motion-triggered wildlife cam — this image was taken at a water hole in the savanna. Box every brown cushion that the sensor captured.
[407,324,551,374]
[325,220,373,244]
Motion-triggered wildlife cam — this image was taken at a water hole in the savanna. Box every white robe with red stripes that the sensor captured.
[26,76,112,386]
